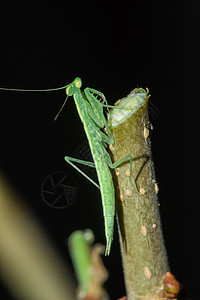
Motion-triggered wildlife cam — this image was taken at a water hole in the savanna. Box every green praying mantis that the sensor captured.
[0,77,136,255]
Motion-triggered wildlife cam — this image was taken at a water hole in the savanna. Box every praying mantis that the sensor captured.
[0,77,135,255]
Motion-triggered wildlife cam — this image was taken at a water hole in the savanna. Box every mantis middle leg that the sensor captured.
[64,156,100,189]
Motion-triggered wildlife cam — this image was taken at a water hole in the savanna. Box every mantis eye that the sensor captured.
[74,77,82,88]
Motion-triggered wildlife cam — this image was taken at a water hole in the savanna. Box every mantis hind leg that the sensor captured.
[102,148,138,192]
[64,156,100,189]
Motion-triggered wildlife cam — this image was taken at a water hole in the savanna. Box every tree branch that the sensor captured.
[108,89,170,299]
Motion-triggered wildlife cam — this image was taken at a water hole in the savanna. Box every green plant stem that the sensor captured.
[68,229,109,300]
[108,89,169,299]
[68,230,92,295]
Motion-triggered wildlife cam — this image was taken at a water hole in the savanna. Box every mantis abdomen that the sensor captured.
[95,158,115,256]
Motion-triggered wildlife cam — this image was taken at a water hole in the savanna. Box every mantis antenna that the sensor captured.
[54,96,68,121]
[0,84,69,121]
[0,85,68,92]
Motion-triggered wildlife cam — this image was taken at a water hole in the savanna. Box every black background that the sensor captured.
[0,1,198,299]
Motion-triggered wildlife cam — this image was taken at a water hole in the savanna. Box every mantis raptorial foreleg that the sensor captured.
[84,88,109,107]
[86,103,105,129]
[84,88,114,142]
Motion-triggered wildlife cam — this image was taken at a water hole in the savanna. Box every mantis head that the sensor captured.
[66,77,82,96]
[54,77,82,120]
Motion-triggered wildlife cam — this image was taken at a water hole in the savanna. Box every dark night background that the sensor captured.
[0,1,198,299]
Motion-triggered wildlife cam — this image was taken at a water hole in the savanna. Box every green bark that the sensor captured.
[108,89,169,299]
